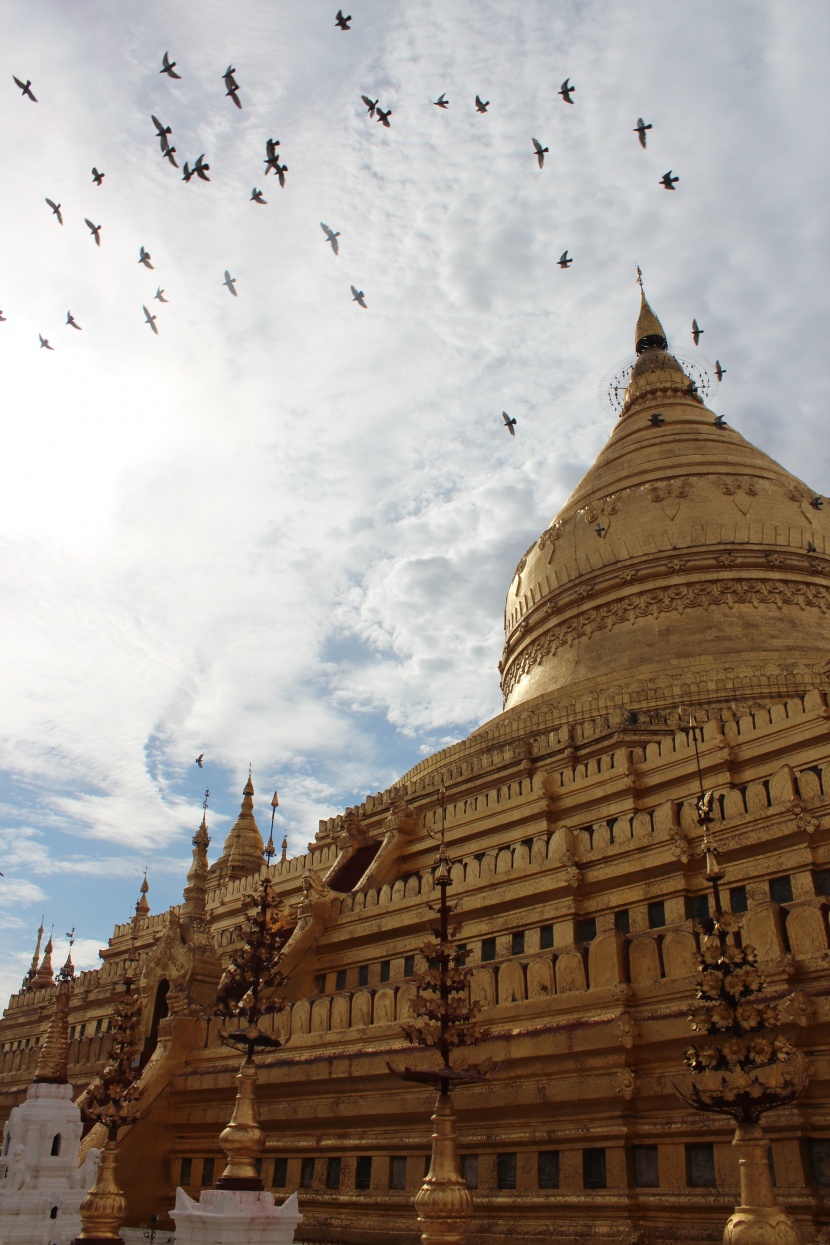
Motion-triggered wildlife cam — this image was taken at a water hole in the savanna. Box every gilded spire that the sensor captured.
[183,791,211,923]
[210,773,266,881]
[33,931,55,989]
[22,916,45,991]
[634,269,668,355]
[135,870,150,918]
[33,936,74,1083]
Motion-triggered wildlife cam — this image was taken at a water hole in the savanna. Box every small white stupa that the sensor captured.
[0,941,100,1245]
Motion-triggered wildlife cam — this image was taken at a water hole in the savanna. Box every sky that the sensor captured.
[1,0,829,1005]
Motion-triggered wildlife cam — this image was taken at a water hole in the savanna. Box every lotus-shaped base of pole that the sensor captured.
[723,1125,798,1245]
[73,1138,126,1243]
[216,1057,265,1192]
[414,1092,472,1245]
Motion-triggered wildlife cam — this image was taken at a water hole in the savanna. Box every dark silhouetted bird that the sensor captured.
[320,222,340,254]
[182,161,195,183]
[194,154,211,181]
[376,108,392,127]
[810,497,824,510]
[163,146,179,168]
[13,76,37,102]
[532,137,548,168]
[502,411,516,436]
[274,161,288,187]
[807,541,817,554]
[0,311,6,321]
[361,95,378,116]
[559,78,575,103]
[161,51,181,79]
[649,413,665,427]
[45,198,63,225]
[39,333,54,350]
[264,138,281,173]
[196,754,204,768]
[66,311,81,330]
[715,360,726,382]
[227,82,242,108]
[434,93,449,109]
[139,245,154,269]
[224,270,238,296]
[661,170,679,189]
[558,250,573,268]
[154,287,169,303]
[222,65,238,90]
[714,415,727,428]
[251,188,266,204]
[91,167,105,185]
[691,319,703,345]
[351,285,367,308]
[85,218,102,246]
[335,9,352,29]
[152,114,172,150]
[475,95,489,113]
[634,118,652,147]
[595,522,606,537]
[143,304,158,335]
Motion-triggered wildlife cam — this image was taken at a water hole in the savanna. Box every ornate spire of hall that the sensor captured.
[33,931,55,989]
[33,932,74,1083]
[183,789,211,930]
[21,915,45,991]
[635,266,668,354]
[135,870,150,918]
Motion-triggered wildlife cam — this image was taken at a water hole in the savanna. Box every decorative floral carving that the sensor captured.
[670,828,692,865]
[614,1069,637,1101]
[617,1012,639,1049]
[784,991,814,1028]
[795,811,820,835]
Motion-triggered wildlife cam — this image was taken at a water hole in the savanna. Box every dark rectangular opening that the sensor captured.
[404,954,415,977]
[461,1154,478,1188]
[358,964,369,987]
[180,1157,192,1185]
[614,909,630,935]
[481,937,497,962]
[648,900,666,929]
[769,875,793,905]
[576,916,597,943]
[632,1145,659,1188]
[201,1157,215,1187]
[326,1157,341,1189]
[583,1148,607,1189]
[497,1153,517,1189]
[355,1155,373,1190]
[686,1143,715,1187]
[272,1157,287,1189]
[335,969,347,991]
[685,894,710,921]
[300,1157,315,1188]
[380,960,391,982]
[539,924,554,950]
[729,885,748,914]
[538,1150,559,1189]
[511,931,525,956]
[327,841,381,892]
[389,1155,407,1190]
[809,1139,830,1187]
[314,973,326,994]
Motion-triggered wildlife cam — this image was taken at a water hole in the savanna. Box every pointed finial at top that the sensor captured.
[634,269,668,355]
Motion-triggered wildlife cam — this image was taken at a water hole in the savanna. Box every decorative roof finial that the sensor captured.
[33,928,55,988]
[634,268,668,355]
[135,869,150,918]
[33,932,75,1085]
[281,835,288,863]
[22,915,46,991]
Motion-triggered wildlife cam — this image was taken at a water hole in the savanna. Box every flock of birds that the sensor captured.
[8,18,724,435]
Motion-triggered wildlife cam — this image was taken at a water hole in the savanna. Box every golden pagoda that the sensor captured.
[1,290,829,1244]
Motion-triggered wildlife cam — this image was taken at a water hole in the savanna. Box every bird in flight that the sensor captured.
[273,161,288,187]
[713,415,727,428]
[502,411,517,436]
[182,161,195,183]
[335,9,352,29]
[558,250,573,268]
[143,305,159,335]
[361,95,378,117]
[85,218,102,246]
[162,146,179,168]
[66,311,82,330]
[376,108,392,127]
[45,198,63,225]
[264,138,281,174]
[532,137,548,168]
[559,78,575,104]
[0,311,6,321]
[251,188,267,204]
[224,270,238,296]
[152,115,172,151]
[196,754,204,768]
[475,95,489,113]
[91,167,105,185]
[161,51,181,79]
[39,333,54,350]
[194,153,211,181]
[634,118,652,148]
[139,245,154,269]
[433,93,449,109]
[320,222,340,254]
[154,287,169,303]
[649,413,665,427]
[351,285,367,308]
[660,170,679,189]
[691,318,703,345]
[13,76,37,102]
[222,65,242,108]
[715,360,726,382]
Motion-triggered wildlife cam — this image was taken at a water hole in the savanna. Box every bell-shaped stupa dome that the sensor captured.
[500,286,830,717]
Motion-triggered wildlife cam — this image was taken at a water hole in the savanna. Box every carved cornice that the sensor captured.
[502,576,830,698]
